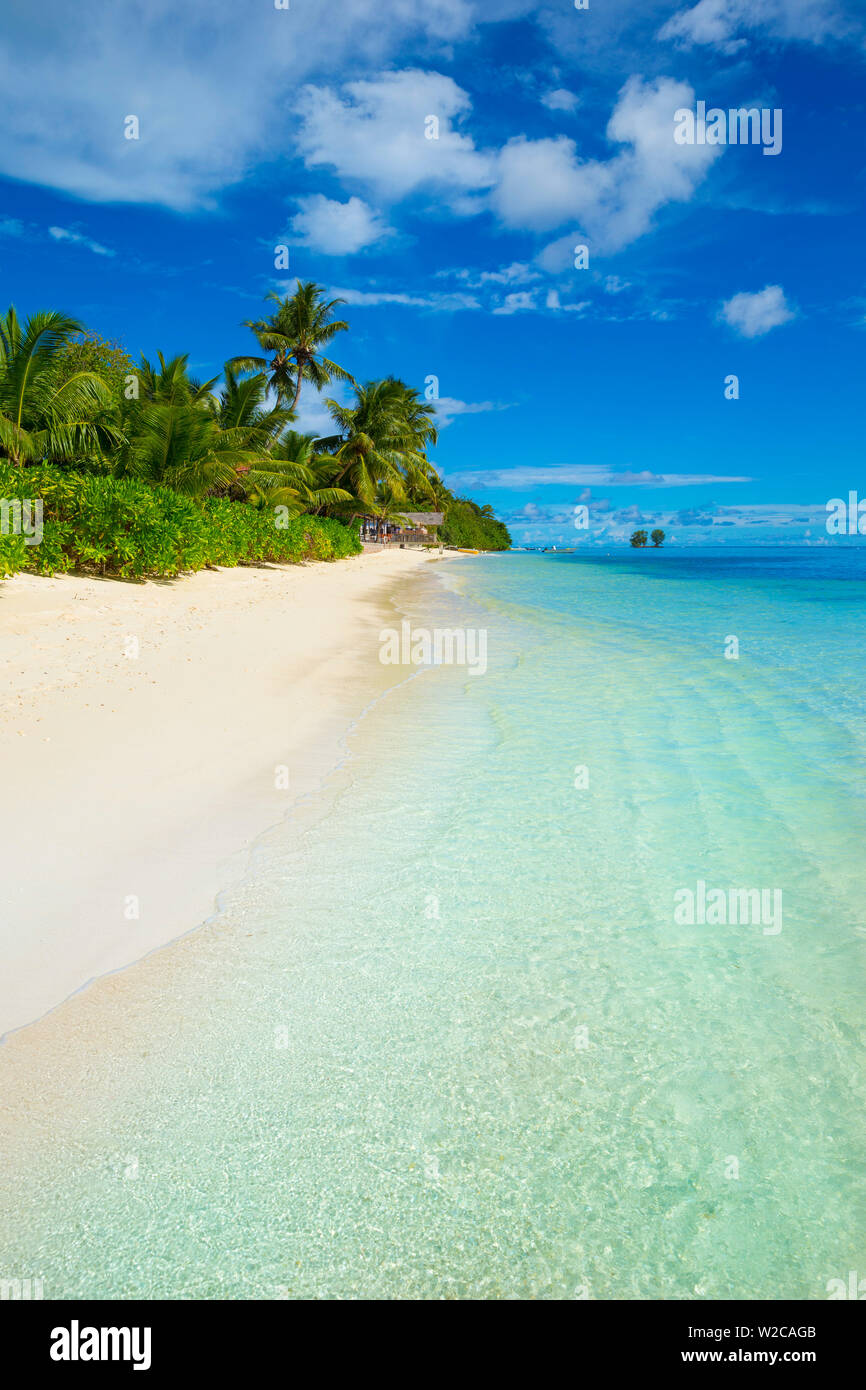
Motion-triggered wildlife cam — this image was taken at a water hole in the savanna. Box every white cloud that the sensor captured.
[0,0,858,215]
[534,234,583,273]
[477,261,540,285]
[294,70,495,205]
[545,289,590,312]
[433,396,510,426]
[295,385,509,435]
[48,225,115,256]
[292,379,354,439]
[720,284,795,337]
[659,0,849,51]
[327,285,481,311]
[490,76,722,251]
[492,290,537,314]
[448,465,752,489]
[0,0,480,209]
[290,195,389,255]
[541,89,580,112]
[329,288,429,307]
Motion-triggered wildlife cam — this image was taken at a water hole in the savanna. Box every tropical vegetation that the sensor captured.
[629,528,666,548]
[0,283,511,579]
[440,498,511,551]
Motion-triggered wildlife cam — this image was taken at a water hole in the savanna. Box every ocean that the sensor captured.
[2,547,865,1299]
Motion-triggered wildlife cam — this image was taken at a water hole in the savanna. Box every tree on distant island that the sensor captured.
[629,529,648,547]
[651,529,665,547]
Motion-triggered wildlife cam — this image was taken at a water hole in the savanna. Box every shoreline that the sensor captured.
[0,548,446,1040]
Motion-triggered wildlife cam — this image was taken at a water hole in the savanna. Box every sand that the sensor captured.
[0,548,442,1039]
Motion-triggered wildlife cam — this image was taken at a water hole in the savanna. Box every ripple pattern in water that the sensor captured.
[1,548,865,1299]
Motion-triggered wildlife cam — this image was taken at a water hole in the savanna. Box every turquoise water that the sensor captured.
[2,547,865,1299]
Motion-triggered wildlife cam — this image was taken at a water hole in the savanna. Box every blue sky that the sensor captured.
[1,0,864,545]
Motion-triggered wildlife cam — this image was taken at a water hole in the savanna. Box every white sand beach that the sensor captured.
[0,548,441,1039]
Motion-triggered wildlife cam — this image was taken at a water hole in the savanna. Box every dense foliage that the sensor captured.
[0,463,360,579]
[629,528,665,548]
[0,284,510,579]
[440,498,511,551]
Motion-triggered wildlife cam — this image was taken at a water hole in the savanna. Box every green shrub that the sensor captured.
[0,464,361,579]
[440,498,511,551]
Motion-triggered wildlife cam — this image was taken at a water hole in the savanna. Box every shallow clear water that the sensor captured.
[2,547,865,1299]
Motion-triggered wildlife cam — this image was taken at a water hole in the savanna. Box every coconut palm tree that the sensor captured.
[424,474,455,517]
[323,378,436,511]
[0,307,121,466]
[383,379,444,504]
[134,352,219,408]
[239,430,353,514]
[114,401,264,499]
[390,380,439,453]
[216,364,294,451]
[229,282,353,411]
[115,356,270,499]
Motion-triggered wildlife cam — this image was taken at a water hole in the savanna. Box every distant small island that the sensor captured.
[630,529,666,548]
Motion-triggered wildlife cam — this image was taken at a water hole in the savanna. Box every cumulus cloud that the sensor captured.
[672,505,718,526]
[492,291,537,314]
[291,380,354,439]
[490,76,722,251]
[611,503,652,524]
[659,0,850,51]
[0,0,858,215]
[541,89,580,112]
[545,289,590,312]
[291,70,725,256]
[290,195,389,255]
[0,0,480,208]
[720,284,795,337]
[476,262,540,285]
[294,70,495,205]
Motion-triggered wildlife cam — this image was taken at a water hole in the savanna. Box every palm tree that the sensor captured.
[134,352,219,408]
[115,403,264,499]
[386,379,444,505]
[216,364,293,451]
[323,378,438,512]
[115,354,268,499]
[390,381,439,453]
[425,475,455,517]
[230,282,353,411]
[239,431,353,514]
[0,307,121,466]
